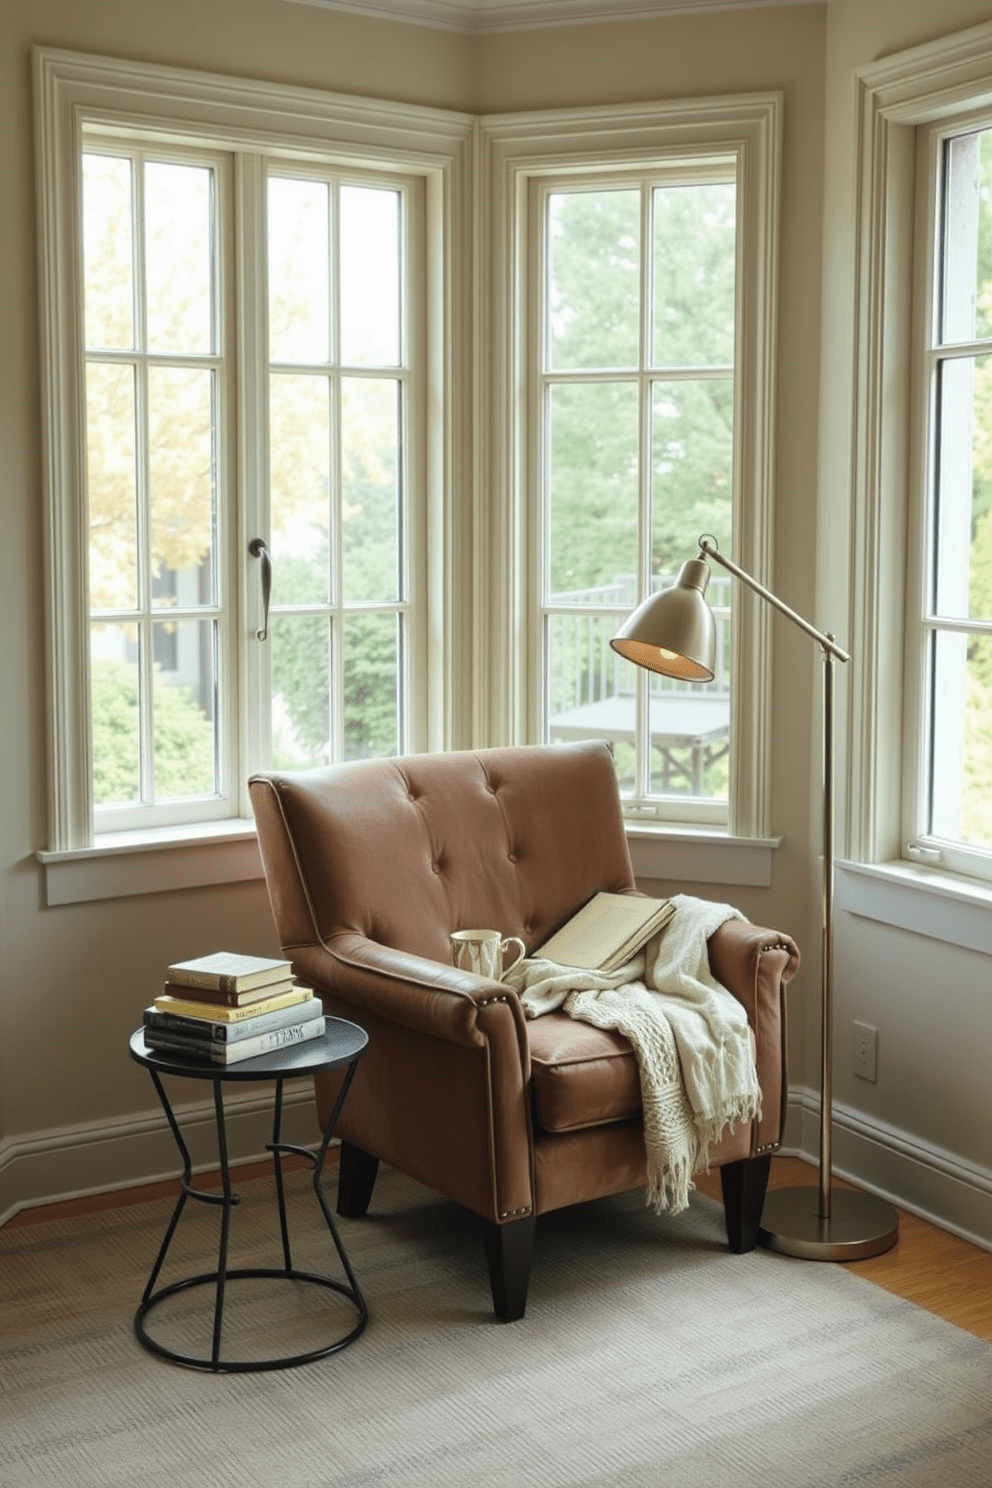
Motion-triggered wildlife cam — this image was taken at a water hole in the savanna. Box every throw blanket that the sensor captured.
[503,894,761,1215]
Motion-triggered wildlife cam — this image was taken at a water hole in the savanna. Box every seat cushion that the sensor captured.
[526,1013,642,1132]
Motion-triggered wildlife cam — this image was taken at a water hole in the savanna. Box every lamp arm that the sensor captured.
[699,538,850,665]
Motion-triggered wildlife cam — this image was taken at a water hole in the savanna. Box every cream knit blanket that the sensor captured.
[503,894,760,1215]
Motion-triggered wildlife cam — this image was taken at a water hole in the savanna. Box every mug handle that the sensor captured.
[499,936,527,978]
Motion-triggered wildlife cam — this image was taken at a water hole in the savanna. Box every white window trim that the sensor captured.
[35,55,782,901]
[33,46,473,858]
[476,94,783,839]
[851,19,992,889]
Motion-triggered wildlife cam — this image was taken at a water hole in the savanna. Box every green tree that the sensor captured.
[544,183,736,799]
[546,183,736,600]
[91,660,215,804]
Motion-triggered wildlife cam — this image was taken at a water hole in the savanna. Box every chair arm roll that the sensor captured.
[706,918,798,1030]
[707,919,799,1153]
[289,932,530,1054]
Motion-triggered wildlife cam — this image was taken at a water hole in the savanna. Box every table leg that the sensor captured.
[210,1079,233,1368]
[311,1061,366,1307]
[140,1067,194,1305]
[267,1059,368,1319]
[270,1078,293,1272]
[134,1071,240,1370]
[136,1052,367,1372]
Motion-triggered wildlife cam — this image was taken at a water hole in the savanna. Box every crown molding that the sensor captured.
[284,0,823,35]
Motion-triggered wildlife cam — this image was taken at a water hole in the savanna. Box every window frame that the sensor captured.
[34,46,473,866]
[81,137,238,834]
[532,163,739,825]
[903,110,992,882]
[851,20,992,888]
[248,158,426,781]
[476,95,782,839]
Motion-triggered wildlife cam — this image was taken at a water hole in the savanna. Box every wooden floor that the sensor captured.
[6,1153,991,1342]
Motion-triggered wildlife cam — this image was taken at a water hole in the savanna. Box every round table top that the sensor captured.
[129,1017,368,1082]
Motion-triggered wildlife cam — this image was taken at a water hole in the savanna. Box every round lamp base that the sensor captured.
[758,1185,899,1262]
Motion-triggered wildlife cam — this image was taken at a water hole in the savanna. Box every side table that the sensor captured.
[128,1016,369,1373]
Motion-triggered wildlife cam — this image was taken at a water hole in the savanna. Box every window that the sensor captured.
[37,54,779,894]
[83,147,231,828]
[479,99,781,837]
[35,50,469,863]
[260,172,413,774]
[852,23,992,889]
[83,151,416,834]
[539,173,736,816]
[908,120,992,878]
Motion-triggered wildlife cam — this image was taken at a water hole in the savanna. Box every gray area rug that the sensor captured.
[2,1165,990,1488]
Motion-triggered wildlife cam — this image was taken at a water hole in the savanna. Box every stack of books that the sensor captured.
[142,952,325,1065]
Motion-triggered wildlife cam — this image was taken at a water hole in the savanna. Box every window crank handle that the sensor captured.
[249,538,271,641]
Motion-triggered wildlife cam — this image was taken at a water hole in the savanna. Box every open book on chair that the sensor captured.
[536,892,675,974]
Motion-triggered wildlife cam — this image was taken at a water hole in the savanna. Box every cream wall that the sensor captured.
[6,0,982,1250]
[0,0,473,1217]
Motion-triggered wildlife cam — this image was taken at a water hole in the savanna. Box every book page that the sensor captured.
[539,893,671,971]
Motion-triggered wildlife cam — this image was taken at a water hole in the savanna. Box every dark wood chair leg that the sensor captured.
[720,1154,772,1254]
[337,1142,380,1219]
[483,1214,536,1322]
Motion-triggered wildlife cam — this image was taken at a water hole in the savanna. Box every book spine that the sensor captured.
[160,979,294,1010]
[216,1018,325,1063]
[153,987,312,1022]
[145,1018,325,1064]
[165,969,290,997]
[144,998,320,1043]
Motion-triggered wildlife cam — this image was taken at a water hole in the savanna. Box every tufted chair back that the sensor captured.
[249,741,634,966]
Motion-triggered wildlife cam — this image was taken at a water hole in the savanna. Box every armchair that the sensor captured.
[249,742,798,1321]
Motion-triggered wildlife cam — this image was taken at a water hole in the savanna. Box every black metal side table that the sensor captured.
[128,1017,369,1373]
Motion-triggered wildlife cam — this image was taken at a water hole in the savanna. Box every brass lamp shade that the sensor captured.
[609,557,716,681]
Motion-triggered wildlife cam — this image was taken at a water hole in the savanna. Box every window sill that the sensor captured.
[37,817,781,907]
[836,860,992,955]
[625,824,781,887]
[37,821,264,907]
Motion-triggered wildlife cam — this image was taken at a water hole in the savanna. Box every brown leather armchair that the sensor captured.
[249,741,799,1321]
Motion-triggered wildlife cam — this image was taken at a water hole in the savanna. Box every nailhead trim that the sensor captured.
[478,995,510,1007]
[499,1206,532,1219]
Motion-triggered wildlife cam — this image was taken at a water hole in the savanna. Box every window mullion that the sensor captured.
[135,356,155,807]
[330,178,344,763]
[636,182,652,804]
[238,151,271,783]
[132,152,154,809]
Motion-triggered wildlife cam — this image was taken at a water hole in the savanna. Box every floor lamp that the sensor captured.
[610,536,899,1260]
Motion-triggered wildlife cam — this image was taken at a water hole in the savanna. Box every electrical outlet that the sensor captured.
[853,1020,877,1082]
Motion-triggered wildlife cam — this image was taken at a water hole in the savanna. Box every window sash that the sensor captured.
[257,164,416,775]
[35,47,467,853]
[904,114,992,881]
[535,172,737,818]
[476,99,781,837]
[83,141,235,833]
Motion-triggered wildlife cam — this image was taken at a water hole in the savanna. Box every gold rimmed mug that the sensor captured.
[449,929,526,981]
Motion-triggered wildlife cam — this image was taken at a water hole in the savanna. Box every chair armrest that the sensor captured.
[707,919,799,1021]
[707,919,800,1153]
[293,932,534,1224]
[290,932,530,1056]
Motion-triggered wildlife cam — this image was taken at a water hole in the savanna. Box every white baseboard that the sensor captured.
[6,1083,989,1255]
[0,1085,321,1229]
[781,1086,992,1253]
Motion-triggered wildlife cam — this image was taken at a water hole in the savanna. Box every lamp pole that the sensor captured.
[614,537,899,1260]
